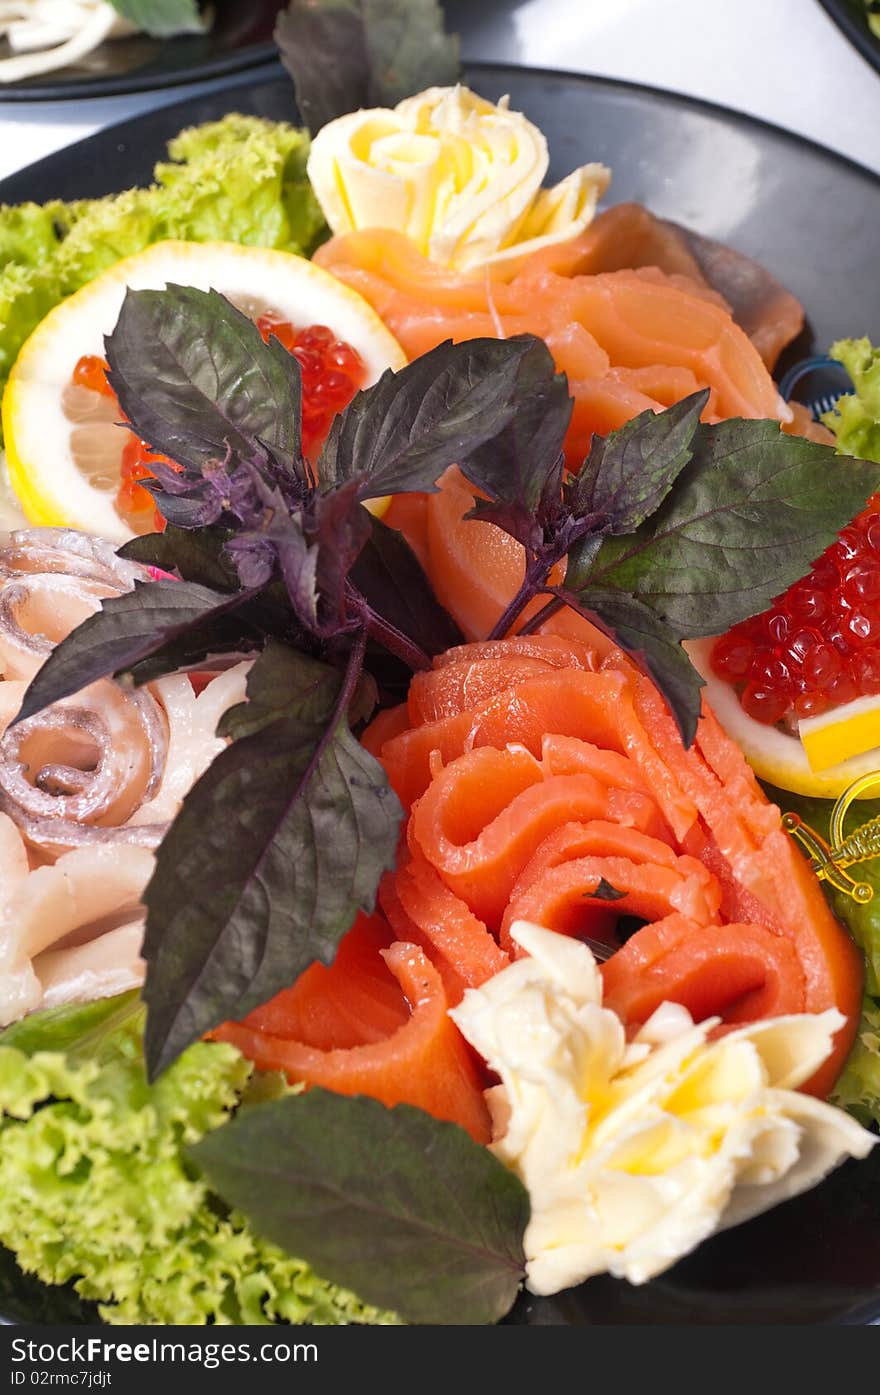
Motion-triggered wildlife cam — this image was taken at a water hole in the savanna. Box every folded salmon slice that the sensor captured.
[315,223,788,467]
[380,853,508,1006]
[365,635,861,1098]
[601,914,806,1025]
[214,918,491,1144]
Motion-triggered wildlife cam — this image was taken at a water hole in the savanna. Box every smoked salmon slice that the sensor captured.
[214,922,491,1144]
[600,914,806,1026]
[380,853,508,1005]
[315,225,788,467]
[365,635,862,1097]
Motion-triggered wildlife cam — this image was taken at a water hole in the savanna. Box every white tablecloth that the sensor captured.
[0,0,878,184]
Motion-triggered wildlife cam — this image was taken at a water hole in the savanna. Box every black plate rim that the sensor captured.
[469,57,880,186]
[817,0,880,77]
[0,56,878,1328]
[3,54,880,187]
[0,9,281,102]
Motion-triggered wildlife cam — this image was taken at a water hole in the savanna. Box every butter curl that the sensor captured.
[451,921,875,1293]
[307,85,611,272]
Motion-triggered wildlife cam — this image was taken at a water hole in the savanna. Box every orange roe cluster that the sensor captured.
[711,495,880,723]
[72,318,366,525]
[256,315,366,460]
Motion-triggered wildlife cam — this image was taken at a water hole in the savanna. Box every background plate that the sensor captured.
[0,61,879,1326]
[0,0,286,101]
[818,0,880,77]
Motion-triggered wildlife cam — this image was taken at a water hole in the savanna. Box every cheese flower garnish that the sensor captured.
[451,922,875,1294]
[307,85,611,272]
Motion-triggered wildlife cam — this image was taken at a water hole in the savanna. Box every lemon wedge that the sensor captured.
[687,638,880,800]
[2,240,406,544]
[799,694,880,773]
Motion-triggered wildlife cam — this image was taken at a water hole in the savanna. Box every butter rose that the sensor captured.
[306,84,611,271]
[451,921,875,1295]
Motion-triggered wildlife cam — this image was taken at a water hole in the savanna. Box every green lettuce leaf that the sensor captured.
[0,201,82,272]
[0,115,327,444]
[823,337,880,463]
[830,997,880,1130]
[0,999,396,1326]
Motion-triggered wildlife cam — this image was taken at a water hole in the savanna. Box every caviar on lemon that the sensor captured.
[711,494,880,723]
[73,320,366,526]
[256,314,366,459]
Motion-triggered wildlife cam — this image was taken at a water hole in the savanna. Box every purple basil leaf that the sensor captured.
[126,632,261,686]
[142,640,402,1078]
[275,0,460,133]
[318,336,555,499]
[566,391,708,552]
[310,481,372,634]
[349,512,464,657]
[190,1090,528,1326]
[557,586,704,746]
[142,474,227,530]
[13,579,250,726]
[119,526,238,590]
[105,284,303,478]
[455,337,572,514]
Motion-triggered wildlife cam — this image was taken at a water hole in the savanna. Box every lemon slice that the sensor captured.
[687,638,880,800]
[2,240,407,544]
[799,694,880,773]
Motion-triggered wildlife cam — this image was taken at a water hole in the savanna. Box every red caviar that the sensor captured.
[73,354,114,397]
[711,494,880,723]
[72,318,366,525]
[255,315,366,460]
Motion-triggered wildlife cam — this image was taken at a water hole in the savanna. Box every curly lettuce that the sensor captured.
[0,995,396,1326]
[823,337,880,463]
[0,114,327,438]
[831,997,880,1129]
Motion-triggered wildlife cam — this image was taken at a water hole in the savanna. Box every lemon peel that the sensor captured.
[2,239,405,543]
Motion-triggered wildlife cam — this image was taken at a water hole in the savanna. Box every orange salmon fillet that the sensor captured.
[365,636,862,1098]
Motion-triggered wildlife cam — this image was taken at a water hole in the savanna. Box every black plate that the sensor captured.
[0,0,285,101]
[0,61,879,1327]
[818,0,880,76]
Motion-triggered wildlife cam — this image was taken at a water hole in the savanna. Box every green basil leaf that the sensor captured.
[142,642,403,1078]
[105,284,303,475]
[190,1089,529,1325]
[13,579,249,725]
[560,588,705,746]
[568,389,707,545]
[586,420,880,637]
[275,0,460,133]
[108,0,206,38]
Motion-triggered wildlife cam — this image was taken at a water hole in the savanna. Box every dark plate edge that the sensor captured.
[0,41,278,103]
[469,58,880,187]
[3,57,880,189]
